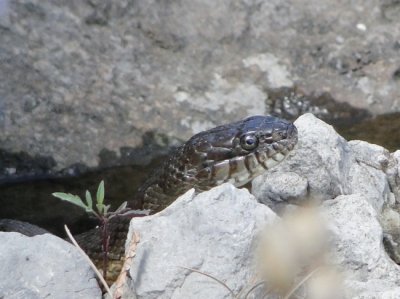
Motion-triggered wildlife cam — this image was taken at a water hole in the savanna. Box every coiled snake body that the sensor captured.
[1,115,298,280]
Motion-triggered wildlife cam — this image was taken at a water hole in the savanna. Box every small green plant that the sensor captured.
[52,180,130,280]
[52,180,120,219]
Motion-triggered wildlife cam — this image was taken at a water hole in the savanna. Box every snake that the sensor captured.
[0,115,298,281]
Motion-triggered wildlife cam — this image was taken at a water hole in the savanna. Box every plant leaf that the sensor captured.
[115,201,128,214]
[104,204,111,215]
[52,192,87,210]
[85,190,93,211]
[96,180,105,205]
[96,203,104,214]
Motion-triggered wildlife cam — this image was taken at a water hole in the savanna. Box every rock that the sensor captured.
[347,140,391,212]
[123,184,277,299]
[250,113,400,297]
[324,195,392,274]
[252,113,392,212]
[253,113,353,202]
[381,150,400,264]
[252,171,308,206]
[387,150,400,203]
[0,232,101,299]
[0,0,398,170]
[323,195,400,298]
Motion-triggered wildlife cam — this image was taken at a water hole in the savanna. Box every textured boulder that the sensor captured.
[253,113,392,212]
[387,150,400,203]
[0,232,101,299]
[0,0,398,170]
[323,195,400,298]
[124,185,276,299]
[253,113,353,203]
[252,114,400,297]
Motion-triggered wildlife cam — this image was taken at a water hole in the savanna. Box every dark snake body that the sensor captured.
[0,115,298,281]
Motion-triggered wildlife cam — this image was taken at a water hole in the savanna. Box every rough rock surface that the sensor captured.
[323,195,400,298]
[118,114,400,298]
[0,0,398,169]
[124,185,276,299]
[387,150,400,203]
[253,113,392,212]
[253,114,400,297]
[0,232,101,299]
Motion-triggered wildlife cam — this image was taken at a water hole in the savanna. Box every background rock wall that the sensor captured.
[0,0,399,170]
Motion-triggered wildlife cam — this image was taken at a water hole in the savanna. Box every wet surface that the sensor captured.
[336,112,400,152]
[0,157,164,237]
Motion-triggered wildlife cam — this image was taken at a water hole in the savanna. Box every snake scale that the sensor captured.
[1,115,298,281]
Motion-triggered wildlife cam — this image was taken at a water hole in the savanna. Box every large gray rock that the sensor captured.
[347,140,392,212]
[252,114,400,297]
[323,195,400,299]
[0,232,101,299]
[387,150,400,203]
[381,151,400,264]
[252,113,392,212]
[124,184,276,299]
[253,113,352,203]
[0,0,398,170]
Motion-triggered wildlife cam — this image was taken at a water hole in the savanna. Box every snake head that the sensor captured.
[182,115,298,189]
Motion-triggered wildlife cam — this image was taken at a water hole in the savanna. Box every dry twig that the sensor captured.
[178,266,235,298]
[283,267,321,299]
[64,225,113,297]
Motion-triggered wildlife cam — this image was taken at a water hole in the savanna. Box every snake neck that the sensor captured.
[128,116,298,213]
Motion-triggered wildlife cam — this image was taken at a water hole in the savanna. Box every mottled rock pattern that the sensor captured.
[387,150,400,202]
[253,113,354,203]
[252,171,308,206]
[347,140,391,211]
[253,114,400,297]
[0,232,101,299]
[0,0,399,169]
[253,114,392,212]
[323,195,400,299]
[124,185,276,299]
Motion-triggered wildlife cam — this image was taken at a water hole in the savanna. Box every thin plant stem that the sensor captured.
[101,218,110,279]
[243,281,267,299]
[235,275,260,299]
[283,267,321,299]
[178,266,235,298]
[64,225,112,297]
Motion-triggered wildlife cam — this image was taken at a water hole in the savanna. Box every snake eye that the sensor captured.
[240,134,259,150]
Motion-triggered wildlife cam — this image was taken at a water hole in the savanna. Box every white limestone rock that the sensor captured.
[124,184,277,299]
[0,232,101,299]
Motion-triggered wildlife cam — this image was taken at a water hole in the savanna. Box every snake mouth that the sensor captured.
[257,145,289,170]
[215,139,296,187]
[250,122,297,174]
